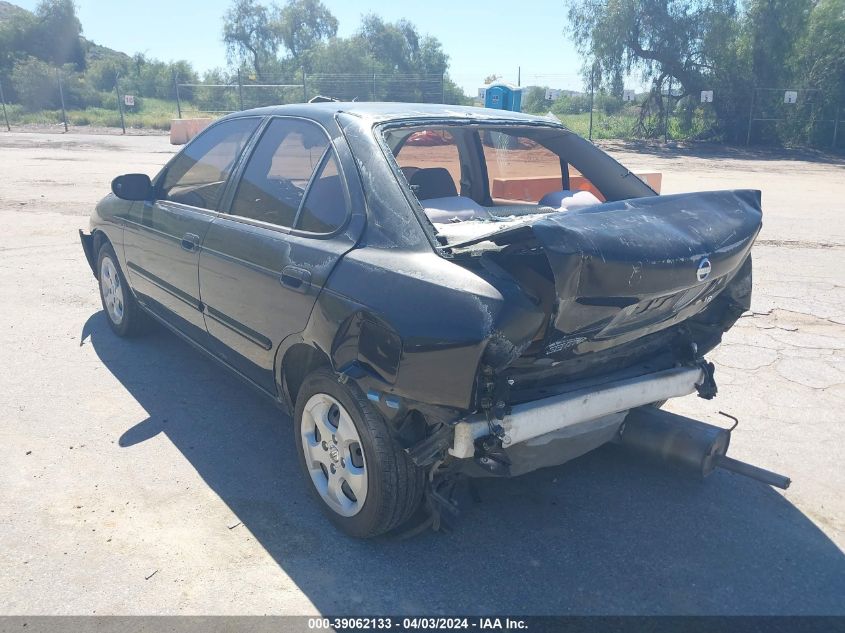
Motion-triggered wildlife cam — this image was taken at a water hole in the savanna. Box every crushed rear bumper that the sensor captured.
[449,365,706,459]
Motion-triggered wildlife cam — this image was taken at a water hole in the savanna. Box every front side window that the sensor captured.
[229,118,330,227]
[160,118,260,210]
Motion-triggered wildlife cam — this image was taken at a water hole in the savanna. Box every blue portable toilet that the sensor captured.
[483,83,523,112]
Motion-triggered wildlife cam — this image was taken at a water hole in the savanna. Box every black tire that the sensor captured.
[96,241,148,337]
[294,367,424,538]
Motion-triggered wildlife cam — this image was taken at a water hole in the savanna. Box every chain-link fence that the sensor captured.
[1,64,842,150]
[0,69,448,132]
[175,72,447,117]
[546,88,842,148]
[523,71,842,148]
[0,65,178,131]
[747,88,842,148]
[546,91,720,143]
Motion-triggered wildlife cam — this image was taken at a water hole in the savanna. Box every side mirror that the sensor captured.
[111,173,153,201]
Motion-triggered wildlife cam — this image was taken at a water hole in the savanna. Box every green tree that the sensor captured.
[85,56,130,92]
[223,0,279,79]
[219,0,467,103]
[551,92,591,115]
[10,56,58,109]
[307,37,374,75]
[31,0,85,68]
[0,5,36,74]
[443,77,471,105]
[798,0,845,102]
[522,86,550,113]
[356,15,448,74]
[274,0,337,62]
[567,0,736,98]
[0,0,84,73]
[566,0,754,140]
[747,0,814,86]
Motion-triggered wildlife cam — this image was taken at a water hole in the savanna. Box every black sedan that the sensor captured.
[81,103,764,537]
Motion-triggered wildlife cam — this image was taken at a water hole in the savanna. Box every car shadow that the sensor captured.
[81,311,845,615]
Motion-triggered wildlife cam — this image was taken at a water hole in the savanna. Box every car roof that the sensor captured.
[221,102,557,126]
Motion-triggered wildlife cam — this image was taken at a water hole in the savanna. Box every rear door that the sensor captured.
[198,116,362,393]
[124,117,261,342]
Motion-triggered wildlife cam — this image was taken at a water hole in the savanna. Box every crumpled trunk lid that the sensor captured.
[479,190,762,356]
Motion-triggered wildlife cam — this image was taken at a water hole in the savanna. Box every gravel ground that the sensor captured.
[0,131,843,615]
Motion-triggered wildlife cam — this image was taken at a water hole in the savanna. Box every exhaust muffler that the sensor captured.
[619,406,791,490]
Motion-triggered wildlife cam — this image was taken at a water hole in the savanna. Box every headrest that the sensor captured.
[408,167,458,200]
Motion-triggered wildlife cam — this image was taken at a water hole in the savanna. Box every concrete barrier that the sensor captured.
[491,171,663,203]
[170,118,213,145]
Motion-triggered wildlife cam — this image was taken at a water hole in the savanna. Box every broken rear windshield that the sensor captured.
[380,122,656,247]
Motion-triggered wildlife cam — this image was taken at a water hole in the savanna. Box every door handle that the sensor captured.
[181,232,200,252]
[280,265,312,292]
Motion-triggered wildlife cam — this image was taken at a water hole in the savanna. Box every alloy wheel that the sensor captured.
[100,256,125,325]
[300,393,368,517]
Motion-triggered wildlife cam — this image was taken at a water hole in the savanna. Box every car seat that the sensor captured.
[408,167,458,200]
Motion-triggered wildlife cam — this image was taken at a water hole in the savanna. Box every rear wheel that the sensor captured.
[97,242,147,337]
[294,368,424,538]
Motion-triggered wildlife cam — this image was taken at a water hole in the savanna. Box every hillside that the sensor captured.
[0,0,29,21]
[0,1,132,66]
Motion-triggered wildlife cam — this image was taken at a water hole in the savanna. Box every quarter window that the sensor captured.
[160,118,260,210]
[229,118,330,227]
[296,152,348,234]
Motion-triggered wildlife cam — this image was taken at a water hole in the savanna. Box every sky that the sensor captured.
[13,0,588,95]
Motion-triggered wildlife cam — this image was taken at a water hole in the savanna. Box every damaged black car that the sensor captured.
[80,103,788,538]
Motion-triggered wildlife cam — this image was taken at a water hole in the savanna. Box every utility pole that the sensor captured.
[517,66,521,87]
[237,69,244,111]
[115,72,125,134]
[746,88,755,146]
[0,79,10,132]
[174,72,182,119]
[664,76,672,143]
[56,69,68,133]
[588,64,595,141]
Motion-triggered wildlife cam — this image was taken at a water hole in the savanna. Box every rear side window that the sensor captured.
[230,118,329,227]
[160,118,260,210]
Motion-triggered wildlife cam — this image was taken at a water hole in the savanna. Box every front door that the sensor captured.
[123,117,261,342]
[198,117,359,393]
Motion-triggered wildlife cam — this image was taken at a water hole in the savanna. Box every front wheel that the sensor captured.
[97,242,147,337]
[294,368,424,538]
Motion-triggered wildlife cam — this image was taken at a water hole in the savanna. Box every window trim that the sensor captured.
[153,115,264,213]
[220,115,352,239]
